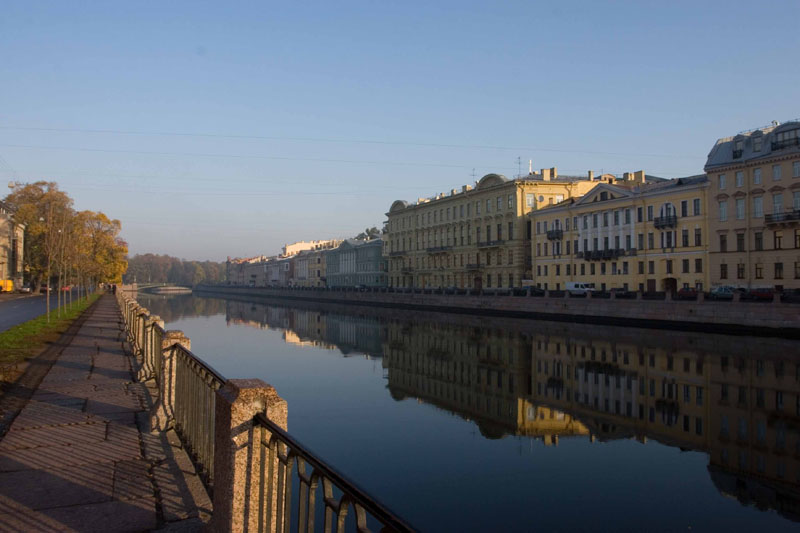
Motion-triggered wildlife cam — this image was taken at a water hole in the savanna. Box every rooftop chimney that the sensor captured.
[634,170,646,183]
[623,172,631,181]
[528,160,533,175]
[588,170,594,181]
[541,168,551,181]
[551,167,558,179]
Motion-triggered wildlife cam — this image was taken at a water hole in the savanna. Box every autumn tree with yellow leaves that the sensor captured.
[4,181,127,320]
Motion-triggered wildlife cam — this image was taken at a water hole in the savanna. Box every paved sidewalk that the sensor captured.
[0,295,210,532]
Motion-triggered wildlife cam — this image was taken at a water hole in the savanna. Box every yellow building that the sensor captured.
[530,171,710,292]
[704,120,800,290]
[385,168,596,289]
[0,200,25,291]
[293,241,339,287]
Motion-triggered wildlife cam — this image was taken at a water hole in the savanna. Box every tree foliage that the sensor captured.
[354,226,381,240]
[123,254,226,286]
[4,182,128,289]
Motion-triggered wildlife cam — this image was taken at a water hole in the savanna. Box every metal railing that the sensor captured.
[254,413,414,533]
[546,229,563,240]
[653,215,677,229]
[173,343,225,487]
[115,291,414,532]
[765,209,800,225]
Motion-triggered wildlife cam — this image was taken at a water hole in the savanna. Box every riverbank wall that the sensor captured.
[194,285,800,338]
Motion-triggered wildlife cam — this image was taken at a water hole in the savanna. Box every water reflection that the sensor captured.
[139,293,800,523]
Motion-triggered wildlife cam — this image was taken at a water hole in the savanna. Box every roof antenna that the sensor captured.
[470,168,476,181]
[516,156,522,178]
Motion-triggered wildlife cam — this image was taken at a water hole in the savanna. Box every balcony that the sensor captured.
[653,215,678,229]
[732,149,743,159]
[477,240,505,248]
[426,245,452,253]
[765,209,800,226]
[465,263,483,271]
[546,229,563,240]
[389,250,407,257]
[772,137,800,151]
[584,249,626,261]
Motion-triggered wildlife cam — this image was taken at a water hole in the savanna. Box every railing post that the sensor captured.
[210,379,287,533]
[137,314,164,382]
[151,330,191,431]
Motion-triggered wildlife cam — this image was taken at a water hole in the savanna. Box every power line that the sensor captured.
[0,125,703,159]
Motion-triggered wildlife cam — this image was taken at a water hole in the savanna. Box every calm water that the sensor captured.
[138,292,800,532]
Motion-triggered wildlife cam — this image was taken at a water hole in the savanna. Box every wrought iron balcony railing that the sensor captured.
[772,137,800,151]
[653,215,678,229]
[546,229,563,240]
[765,209,800,225]
[477,240,505,248]
[426,245,452,253]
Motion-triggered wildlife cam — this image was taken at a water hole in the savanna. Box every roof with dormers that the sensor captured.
[705,120,800,170]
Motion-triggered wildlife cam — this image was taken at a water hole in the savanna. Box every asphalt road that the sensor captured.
[0,294,47,333]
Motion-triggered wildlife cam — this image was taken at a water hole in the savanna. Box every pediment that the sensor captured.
[574,183,633,206]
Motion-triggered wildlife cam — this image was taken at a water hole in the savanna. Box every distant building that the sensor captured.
[704,120,800,289]
[292,241,340,288]
[281,240,338,258]
[0,201,24,290]
[325,238,386,288]
[530,171,710,292]
[384,169,596,290]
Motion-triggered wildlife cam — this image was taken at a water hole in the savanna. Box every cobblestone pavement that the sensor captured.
[0,295,211,532]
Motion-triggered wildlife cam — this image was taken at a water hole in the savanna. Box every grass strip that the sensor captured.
[0,294,101,373]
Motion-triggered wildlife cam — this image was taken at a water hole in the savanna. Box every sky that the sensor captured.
[1,1,798,261]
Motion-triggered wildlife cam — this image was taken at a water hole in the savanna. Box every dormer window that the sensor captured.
[733,139,743,159]
[753,135,762,152]
[773,127,800,150]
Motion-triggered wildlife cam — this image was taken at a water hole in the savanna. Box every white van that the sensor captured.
[566,282,596,295]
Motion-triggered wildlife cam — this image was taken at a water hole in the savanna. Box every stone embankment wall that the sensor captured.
[195,285,800,337]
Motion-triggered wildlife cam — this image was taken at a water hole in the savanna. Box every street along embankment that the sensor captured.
[194,285,800,338]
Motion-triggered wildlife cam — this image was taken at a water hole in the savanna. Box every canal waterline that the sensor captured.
[137,292,800,532]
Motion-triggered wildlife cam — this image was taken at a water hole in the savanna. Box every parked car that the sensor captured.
[609,288,635,299]
[743,287,775,301]
[18,285,31,293]
[676,287,698,300]
[709,286,736,300]
[39,286,51,294]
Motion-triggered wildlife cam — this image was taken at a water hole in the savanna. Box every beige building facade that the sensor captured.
[530,172,710,292]
[0,201,24,290]
[385,169,596,290]
[704,120,800,290]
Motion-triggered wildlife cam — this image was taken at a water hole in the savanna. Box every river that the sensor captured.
[136,291,800,532]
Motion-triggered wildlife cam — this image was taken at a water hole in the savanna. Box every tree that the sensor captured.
[355,226,381,240]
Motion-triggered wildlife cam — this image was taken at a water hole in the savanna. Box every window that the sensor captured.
[719,174,726,189]
[755,232,763,251]
[526,193,535,207]
[647,233,654,249]
[736,233,745,252]
[486,199,491,212]
[508,222,513,240]
[720,264,728,279]
[648,261,654,275]
[497,196,502,210]
[755,263,763,279]
[625,209,631,224]
[592,214,598,228]
[682,259,689,273]
[754,136,762,152]
[638,261,644,274]
[637,207,643,222]
[794,191,800,211]
[603,212,609,227]
[775,262,784,279]
[476,201,480,215]
[719,234,727,252]
[736,198,745,219]
[682,229,689,247]
[753,196,763,218]
[613,211,619,225]
[773,164,782,181]
[679,200,687,217]
[693,198,701,216]
[773,193,784,214]
[737,263,745,279]
[695,258,702,273]
[719,201,728,221]
[694,228,702,246]
[508,194,513,209]
[666,260,673,274]
[735,171,744,187]
[638,233,644,250]
[794,161,800,178]
[796,229,800,249]
[647,206,653,221]
[775,230,783,250]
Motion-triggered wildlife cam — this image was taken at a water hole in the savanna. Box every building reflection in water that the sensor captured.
[152,294,800,522]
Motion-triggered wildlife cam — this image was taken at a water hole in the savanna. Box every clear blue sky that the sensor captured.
[1,1,798,261]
